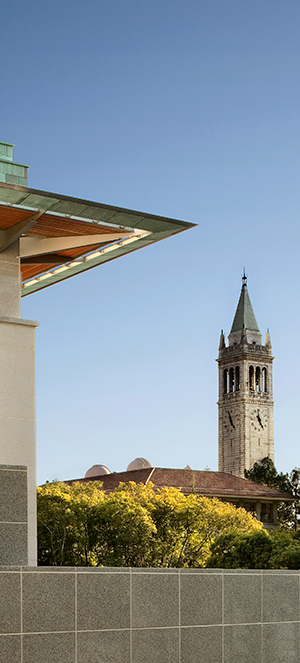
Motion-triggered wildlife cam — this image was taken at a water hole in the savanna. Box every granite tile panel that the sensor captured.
[181,626,223,663]
[0,523,27,565]
[262,623,299,663]
[262,573,299,623]
[132,573,179,628]
[181,572,222,626]
[23,632,75,663]
[224,573,261,624]
[0,635,21,663]
[77,571,130,630]
[0,468,27,522]
[77,630,130,663]
[224,624,262,663]
[132,627,179,663]
[22,572,75,633]
[0,573,20,634]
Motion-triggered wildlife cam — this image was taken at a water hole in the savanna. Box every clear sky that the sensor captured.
[2,0,300,483]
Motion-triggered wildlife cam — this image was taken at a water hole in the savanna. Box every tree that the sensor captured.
[245,457,300,531]
[206,530,274,569]
[37,481,262,567]
[141,487,261,568]
[86,482,157,567]
[37,480,105,566]
[207,528,300,569]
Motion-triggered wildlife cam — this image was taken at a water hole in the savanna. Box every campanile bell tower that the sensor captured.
[218,274,274,478]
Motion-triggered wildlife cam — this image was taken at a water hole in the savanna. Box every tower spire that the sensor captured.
[228,273,262,345]
[242,267,247,289]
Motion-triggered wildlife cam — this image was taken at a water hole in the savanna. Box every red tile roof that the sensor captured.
[64,467,293,501]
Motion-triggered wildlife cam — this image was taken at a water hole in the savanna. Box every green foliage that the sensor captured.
[207,530,274,568]
[37,481,105,566]
[245,457,300,531]
[37,481,261,567]
[207,528,300,569]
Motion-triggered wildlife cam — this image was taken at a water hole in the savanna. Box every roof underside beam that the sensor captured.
[21,254,84,265]
[0,210,45,253]
[19,230,149,258]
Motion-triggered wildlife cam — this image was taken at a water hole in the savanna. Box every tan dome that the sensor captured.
[84,464,111,478]
[126,457,152,471]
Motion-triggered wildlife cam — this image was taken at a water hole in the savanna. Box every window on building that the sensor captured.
[249,365,254,390]
[235,366,240,391]
[261,503,273,523]
[262,367,267,393]
[223,369,228,394]
[256,366,261,393]
[229,367,234,392]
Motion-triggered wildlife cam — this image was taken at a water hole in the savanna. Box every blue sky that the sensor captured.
[2,0,300,482]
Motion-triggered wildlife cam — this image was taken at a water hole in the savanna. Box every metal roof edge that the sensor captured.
[0,181,196,229]
[0,159,30,168]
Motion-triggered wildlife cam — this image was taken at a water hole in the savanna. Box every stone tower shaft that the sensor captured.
[218,277,274,478]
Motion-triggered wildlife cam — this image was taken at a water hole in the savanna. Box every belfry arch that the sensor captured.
[256,366,261,392]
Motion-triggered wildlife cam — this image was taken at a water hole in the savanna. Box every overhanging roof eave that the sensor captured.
[0,182,196,296]
[0,181,196,230]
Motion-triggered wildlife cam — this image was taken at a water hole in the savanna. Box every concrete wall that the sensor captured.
[0,312,38,566]
[0,566,299,663]
[0,240,39,565]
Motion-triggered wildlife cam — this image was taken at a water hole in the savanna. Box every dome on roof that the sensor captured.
[84,465,111,478]
[126,457,152,471]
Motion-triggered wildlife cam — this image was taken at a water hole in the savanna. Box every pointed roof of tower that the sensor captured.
[230,273,260,334]
[265,328,272,349]
[219,329,225,350]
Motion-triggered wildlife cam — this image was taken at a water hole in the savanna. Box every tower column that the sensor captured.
[218,276,274,478]
[0,241,38,565]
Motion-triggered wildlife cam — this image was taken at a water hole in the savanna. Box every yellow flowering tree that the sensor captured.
[37,480,262,567]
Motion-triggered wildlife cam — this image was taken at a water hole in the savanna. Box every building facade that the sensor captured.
[218,275,274,478]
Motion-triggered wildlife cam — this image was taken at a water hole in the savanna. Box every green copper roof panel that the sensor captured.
[0,142,14,161]
[0,141,29,186]
[230,285,260,333]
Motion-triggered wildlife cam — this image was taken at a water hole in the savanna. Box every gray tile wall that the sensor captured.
[0,465,27,565]
[0,567,299,662]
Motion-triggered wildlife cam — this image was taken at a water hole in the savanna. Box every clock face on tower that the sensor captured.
[224,409,239,434]
[250,408,268,432]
